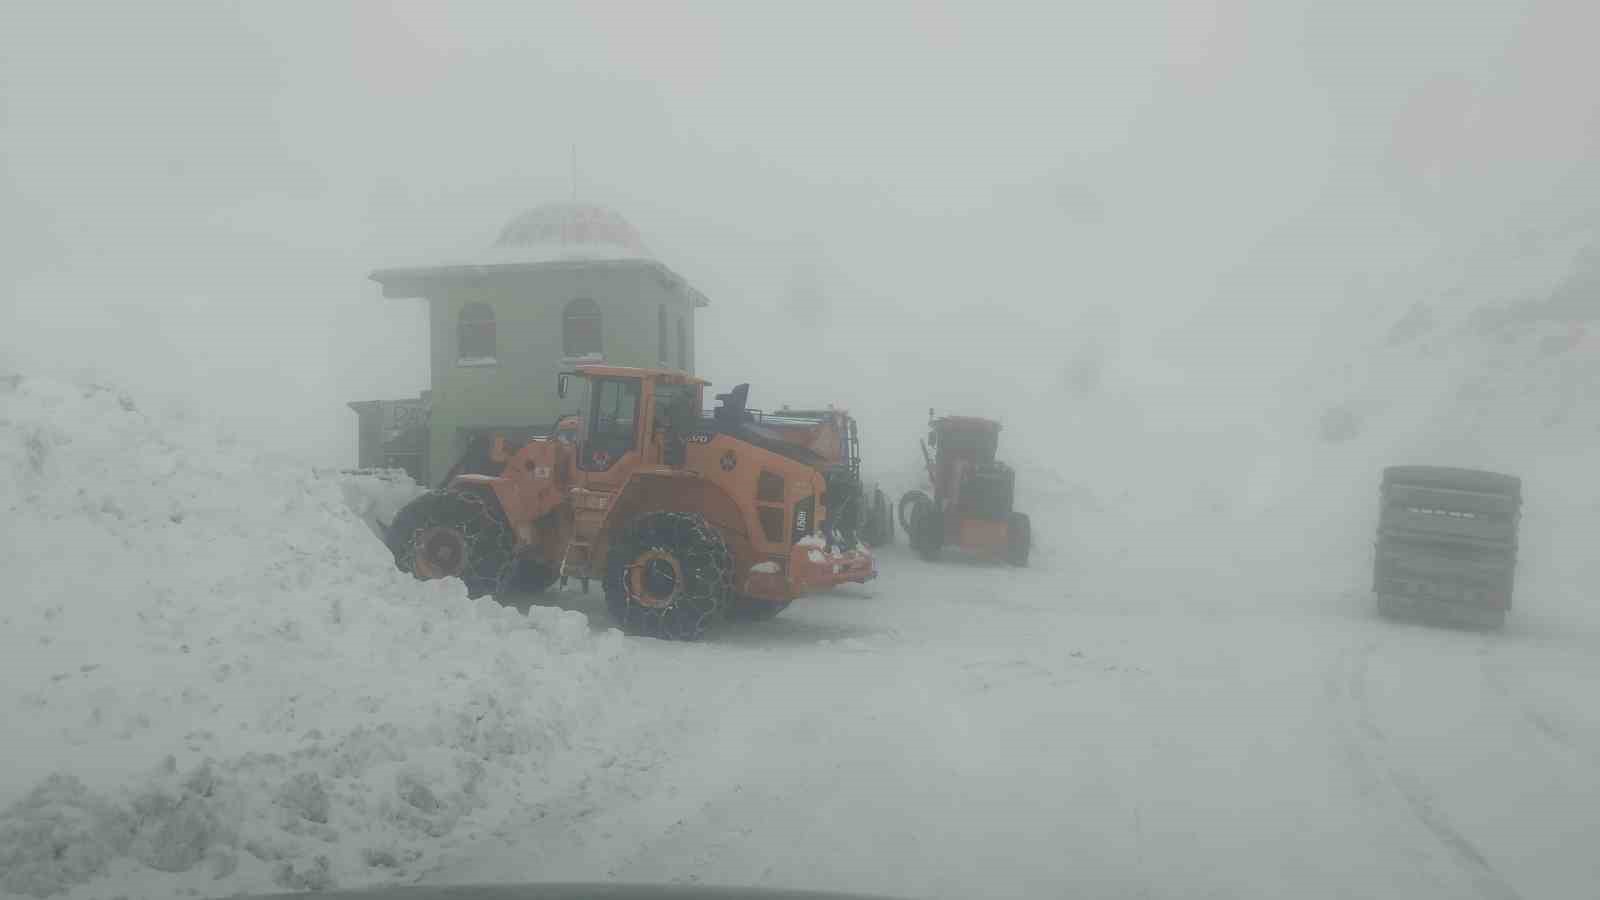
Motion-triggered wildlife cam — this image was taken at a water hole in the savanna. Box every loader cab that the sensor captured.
[930,416,1001,468]
[558,366,705,473]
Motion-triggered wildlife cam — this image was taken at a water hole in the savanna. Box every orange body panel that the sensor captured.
[956,517,1009,555]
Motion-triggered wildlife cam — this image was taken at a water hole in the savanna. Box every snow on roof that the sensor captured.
[443,203,652,267]
[369,202,710,306]
[497,203,649,255]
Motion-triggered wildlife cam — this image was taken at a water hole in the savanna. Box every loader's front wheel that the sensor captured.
[605,512,732,640]
[907,495,943,561]
[385,488,514,599]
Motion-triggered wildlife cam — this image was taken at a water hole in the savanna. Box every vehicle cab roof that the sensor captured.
[935,415,1002,432]
[574,364,709,386]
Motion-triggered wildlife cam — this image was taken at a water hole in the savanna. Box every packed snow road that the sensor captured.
[425,545,1600,900]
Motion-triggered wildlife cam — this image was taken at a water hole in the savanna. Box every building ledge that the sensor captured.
[456,356,499,368]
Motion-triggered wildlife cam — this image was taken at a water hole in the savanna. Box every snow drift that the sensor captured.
[0,377,629,898]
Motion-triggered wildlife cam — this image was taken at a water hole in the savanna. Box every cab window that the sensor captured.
[592,379,639,441]
[652,383,698,433]
[582,378,640,470]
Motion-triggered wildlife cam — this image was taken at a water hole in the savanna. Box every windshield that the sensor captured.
[3,5,1597,900]
[589,377,640,443]
[652,382,698,432]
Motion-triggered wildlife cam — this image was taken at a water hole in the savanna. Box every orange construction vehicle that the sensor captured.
[898,412,1030,565]
[758,407,894,548]
[384,365,877,639]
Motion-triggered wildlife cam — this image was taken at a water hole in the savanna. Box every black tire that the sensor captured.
[908,495,943,561]
[384,489,514,599]
[1007,512,1031,567]
[728,596,792,622]
[898,490,931,532]
[861,488,893,547]
[1381,466,1521,501]
[604,511,732,640]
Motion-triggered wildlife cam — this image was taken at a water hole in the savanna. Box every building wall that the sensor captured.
[421,262,698,482]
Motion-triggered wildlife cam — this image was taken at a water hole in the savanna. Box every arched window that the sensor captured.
[563,297,602,359]
[676,317,687,370]
[658,304,668,364]
[458,302,496,361]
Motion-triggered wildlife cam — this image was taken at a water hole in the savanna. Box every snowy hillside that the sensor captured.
[0,378,633,898]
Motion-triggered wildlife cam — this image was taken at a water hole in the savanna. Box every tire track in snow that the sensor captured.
[1477,641,1600,769]
[1331,639,1523,900]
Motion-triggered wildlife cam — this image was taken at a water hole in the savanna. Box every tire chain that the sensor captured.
[608,512,733,640]
[387,488,515,598]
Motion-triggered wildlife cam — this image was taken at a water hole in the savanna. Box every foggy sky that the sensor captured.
[3,0,1596,465]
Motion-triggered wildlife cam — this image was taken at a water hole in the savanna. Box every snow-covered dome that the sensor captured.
[373,201,710,305]
[494,203,650,257]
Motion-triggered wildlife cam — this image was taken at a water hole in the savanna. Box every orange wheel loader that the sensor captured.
[384,366,877,640]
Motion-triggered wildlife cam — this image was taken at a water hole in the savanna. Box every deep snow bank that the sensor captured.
[0,378,628,898]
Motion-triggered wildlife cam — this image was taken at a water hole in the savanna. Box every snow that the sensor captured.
[423,243,650,270]
[796,535,827,549]
[336,468,426,543]
[748,562,780,575]
[376,203,653,272]
[0,378,632,898]
[4,233,1600,899]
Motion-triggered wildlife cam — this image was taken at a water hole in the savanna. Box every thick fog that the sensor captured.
[6,0,1594,470]
[6,5,1600,899]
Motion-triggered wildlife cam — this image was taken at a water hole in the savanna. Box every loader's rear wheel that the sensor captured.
[862,488,893,547]
[898,490,931,532]
[1007,512,1032,567]
[605,512,732,640]
[907,495,943,561]
[385,489,513,599]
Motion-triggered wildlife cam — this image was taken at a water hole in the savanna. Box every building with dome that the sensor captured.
[349,203,709,485]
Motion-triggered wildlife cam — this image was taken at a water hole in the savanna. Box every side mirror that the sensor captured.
[557,373,571,399]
